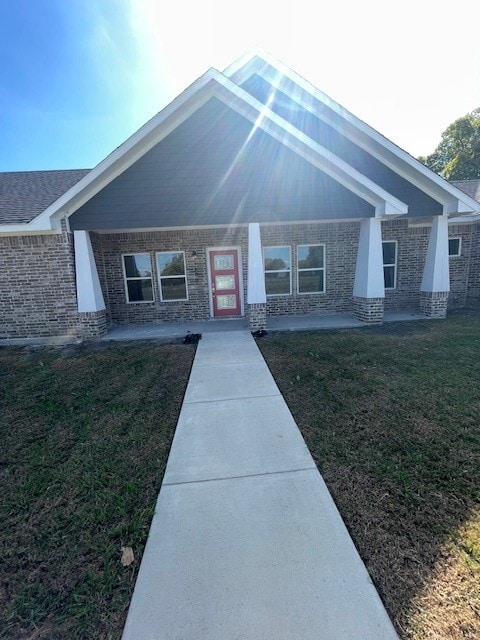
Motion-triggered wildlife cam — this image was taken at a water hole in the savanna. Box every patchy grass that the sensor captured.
[258,313,480,639]
[0,341,195,640]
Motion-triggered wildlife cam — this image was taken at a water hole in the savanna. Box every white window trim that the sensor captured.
[263,245,292,296]
[297,244,326,295]
[156,251,189,302]
[122,253,155,304]
[448,237,462,258]
[382,240,397,290]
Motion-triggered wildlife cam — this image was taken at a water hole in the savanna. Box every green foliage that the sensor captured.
[418,108,480,180]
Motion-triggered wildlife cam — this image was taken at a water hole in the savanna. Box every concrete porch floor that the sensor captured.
[102,311,426,342]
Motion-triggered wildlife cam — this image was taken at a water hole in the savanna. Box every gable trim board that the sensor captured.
[0,51,479,341]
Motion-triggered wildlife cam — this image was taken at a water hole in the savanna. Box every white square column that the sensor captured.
[420,215,450,317]
[247,223,267,330]
[353,217,385,323]
[74,230,107,338]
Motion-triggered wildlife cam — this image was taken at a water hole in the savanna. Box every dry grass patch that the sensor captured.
[258,313,480,639]
[0,341,195,640]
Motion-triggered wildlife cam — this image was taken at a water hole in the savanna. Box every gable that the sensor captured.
[240,73,443,217]
[69,97,373,231]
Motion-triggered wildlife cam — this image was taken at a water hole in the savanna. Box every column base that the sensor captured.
[353,297,384,324]
[78,310,108,339]
[247,303,267,331]
[419,291,449,318]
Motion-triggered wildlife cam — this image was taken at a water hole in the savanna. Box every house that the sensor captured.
[1,48,479,341]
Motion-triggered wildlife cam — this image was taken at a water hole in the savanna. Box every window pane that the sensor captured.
[449,238,460,256]
[265,272,291,295]
[215,275,235,289]
[298,245,324,269]
[157,252,185,277]
[382,242,396,265]
[299,270,324,293]
[217,294,237,309]
[384,266,395,289]
[161,277,187,301]
[127,279,153,302]
[264,247,290,271]
[124,254,151,278]
[214,255,234,270]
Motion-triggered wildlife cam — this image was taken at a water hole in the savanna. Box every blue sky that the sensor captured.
[1,0,480,172]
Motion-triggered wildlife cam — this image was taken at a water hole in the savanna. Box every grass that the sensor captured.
[257,312,480,639]
[0,341,195,640]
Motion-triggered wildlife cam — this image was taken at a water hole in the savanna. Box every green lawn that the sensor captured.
[0,341,195,640]
[258,312,480,639]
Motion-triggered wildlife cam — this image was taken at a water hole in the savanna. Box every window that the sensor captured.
[123,254,154,303]
[449,237,462,257]
[156,251,188,301]
[382,241,397,289]
[297,245,325,294]
[263,246,291,296]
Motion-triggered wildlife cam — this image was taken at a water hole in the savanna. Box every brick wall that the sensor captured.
[91,219,479,326]
[466,223,480,302]
[96,227,248,324]
[260,221,360,316]
[382,219,475,311]
[0,230,79,338]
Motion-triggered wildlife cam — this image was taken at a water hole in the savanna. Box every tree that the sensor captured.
[418,108,480,180]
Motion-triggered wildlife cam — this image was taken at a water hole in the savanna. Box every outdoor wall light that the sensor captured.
[191,250,197,258]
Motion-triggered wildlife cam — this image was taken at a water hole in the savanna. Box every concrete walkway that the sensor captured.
[122,331,399,640]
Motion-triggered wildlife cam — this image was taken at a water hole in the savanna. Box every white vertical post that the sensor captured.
[421,215,450,293]
[247,223,266,304]
[353,217,385,299]
[74,230,105,312]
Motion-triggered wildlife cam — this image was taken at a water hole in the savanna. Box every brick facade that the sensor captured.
[0,230,80,339]
[353,297,384,324]
[95,227,248,324]
[419,291,449,318]
[247,303,267,330]
[1,218,478,340]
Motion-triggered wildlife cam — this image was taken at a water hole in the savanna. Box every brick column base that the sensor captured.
[419,291,449,318]
[247,303,267,331]
[78,310,108,340]
[353,297,384,324]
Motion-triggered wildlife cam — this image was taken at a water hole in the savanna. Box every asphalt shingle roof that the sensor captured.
[0,169,90,224]
[451,179,480,204]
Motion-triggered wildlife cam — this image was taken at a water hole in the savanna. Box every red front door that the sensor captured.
[209,249,242,317]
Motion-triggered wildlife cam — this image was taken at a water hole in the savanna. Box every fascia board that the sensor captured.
[212,74,407,216]
[229,49,479,215]
[30,70,221,230]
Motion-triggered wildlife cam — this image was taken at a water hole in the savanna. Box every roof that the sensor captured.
[0,169,90,224]
[451,179,480,203]
[0,48,478,233]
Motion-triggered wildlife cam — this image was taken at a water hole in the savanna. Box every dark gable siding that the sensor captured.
[69,98,373,231]
[240,72,443,217]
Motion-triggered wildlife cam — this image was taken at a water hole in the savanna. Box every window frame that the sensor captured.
[297,244,326,295]
[382,240,397,290]
[156,250,189,302]
[122,253,155,304]
[448,237,462,258]
[263,245,292,297]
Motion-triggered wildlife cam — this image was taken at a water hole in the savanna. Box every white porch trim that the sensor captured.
[353,218,385,298]
[74,230,106,312]
[247,223,267,304]
[420,215,450,293]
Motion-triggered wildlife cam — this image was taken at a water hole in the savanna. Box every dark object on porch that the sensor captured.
[183,332,202,344]
[251,329,268,338]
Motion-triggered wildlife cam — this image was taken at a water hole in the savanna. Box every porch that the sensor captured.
[101,311,425,342]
